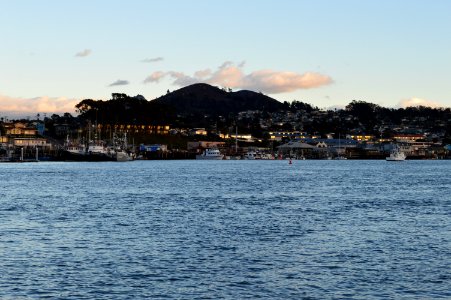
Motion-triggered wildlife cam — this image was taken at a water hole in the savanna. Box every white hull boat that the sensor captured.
[386,149,406,161]
[196,148,224,160]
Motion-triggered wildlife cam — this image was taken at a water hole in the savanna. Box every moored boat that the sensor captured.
[243,151,257,160]
[386,147,406,161]
[196,148,224,160]
[114,149,133,161]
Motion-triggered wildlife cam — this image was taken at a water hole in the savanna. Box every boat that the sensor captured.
[386,147,406,161]
[62,133,133,162]
[334,156,347,160]
[196,148,224,160]
[243,151,257,160]
[109,132,133,161]
[113,149,133,161]
[335,133,347,159]
[260,153,274,160]
[61,136,94,161]
[85,142,115,161]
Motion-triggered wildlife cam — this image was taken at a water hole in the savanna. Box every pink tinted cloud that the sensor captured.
[0,94,79,116]
[206,64,244,87]
[143,71,167,83]
[194,69,212,79]
[242,70,332,93]
[144,62,332,94]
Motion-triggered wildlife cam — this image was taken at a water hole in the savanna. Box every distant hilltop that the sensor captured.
[153,83,284,116]
[75,83,289,125]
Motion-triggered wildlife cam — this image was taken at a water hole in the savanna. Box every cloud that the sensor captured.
[397,97,444,108]
[194,69,212,79]
[141,57,164,63]
[143,62,332,94]
[108,79,130,87]
[143,71,167,83]
[241,70,332,93]
[75,49,92,57]
[0,94,79,117]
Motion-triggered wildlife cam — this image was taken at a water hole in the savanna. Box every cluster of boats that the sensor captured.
[62,133,133,162]
[196,147,407,161]
[195,148,275,160]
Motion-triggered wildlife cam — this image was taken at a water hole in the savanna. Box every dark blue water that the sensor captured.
[1,160,450,299]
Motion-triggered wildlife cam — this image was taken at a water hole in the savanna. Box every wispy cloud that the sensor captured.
[194,69,212,79]
[75,49,92,57]
[108,79,130,87]
[143,62,333,94]
[141,57,164,63]
[397,97,444,108]
[143,71,167,83]
[0,94,79,116]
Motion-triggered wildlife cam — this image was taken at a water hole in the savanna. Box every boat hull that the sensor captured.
[61,150,115,162]
[386,157,405,161]
[195,155,223,160]
[115,151,133,162]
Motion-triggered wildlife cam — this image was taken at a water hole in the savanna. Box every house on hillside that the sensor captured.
[269,131,308,141]
[4,122,38,136]
[393,134,425,142]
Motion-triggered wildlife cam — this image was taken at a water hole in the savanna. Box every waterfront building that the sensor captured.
[187,141,226,151]
[12,137,49,147]
[98,124,170,135]
[350,134,375,142]
[277,141,316,158]
[4,122,38,136]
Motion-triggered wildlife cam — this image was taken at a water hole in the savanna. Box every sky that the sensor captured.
[1,0,450,117]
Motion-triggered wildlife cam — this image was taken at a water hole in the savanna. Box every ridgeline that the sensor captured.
[153,83,284,115]
[58,83,451,145]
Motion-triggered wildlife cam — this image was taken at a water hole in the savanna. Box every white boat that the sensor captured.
[110,133,133,161]
[243,151,257,160]
[334,156,347,160]
[86,143,115,161]
[63,136,86,159]
[65,145,86,156]
[113,149,133,162]
[260,153,274,160]
[196,148,224,160]
[386,148,406,161]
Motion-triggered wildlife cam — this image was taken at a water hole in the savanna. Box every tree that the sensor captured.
[345,100,381,133]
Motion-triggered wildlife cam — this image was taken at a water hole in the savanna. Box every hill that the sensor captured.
[153,83,284,116]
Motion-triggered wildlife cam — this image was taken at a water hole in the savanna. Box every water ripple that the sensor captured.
[0,160,450,299]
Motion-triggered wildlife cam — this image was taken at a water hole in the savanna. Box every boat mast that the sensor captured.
[235,126,238,154]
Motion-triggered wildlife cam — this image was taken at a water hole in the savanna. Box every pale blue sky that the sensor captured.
[1,0,450,115]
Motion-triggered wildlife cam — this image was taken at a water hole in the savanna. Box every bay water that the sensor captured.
[0,160,450,299]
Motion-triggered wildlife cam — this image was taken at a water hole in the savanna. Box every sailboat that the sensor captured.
[335,133,347,160]
[111,132,133,161]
